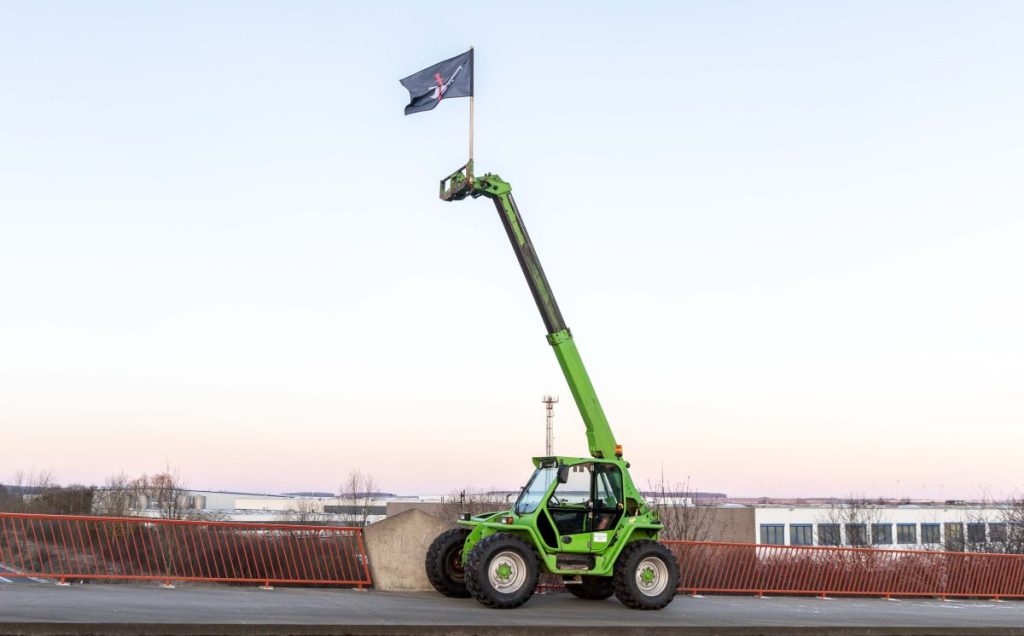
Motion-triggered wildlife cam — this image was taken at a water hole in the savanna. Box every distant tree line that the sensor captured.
[0,469,95,515]
[1,466,386,527]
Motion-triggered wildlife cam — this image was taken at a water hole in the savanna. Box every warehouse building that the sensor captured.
[752,502,1015,551]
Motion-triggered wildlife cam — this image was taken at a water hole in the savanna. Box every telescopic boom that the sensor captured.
[440,164,620,461]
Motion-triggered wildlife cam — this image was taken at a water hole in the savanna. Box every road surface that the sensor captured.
[1,584,1023,635]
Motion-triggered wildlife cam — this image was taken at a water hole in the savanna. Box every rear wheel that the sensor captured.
[425,527,471,597]
[612,540,679,610]
[564,575,615,600]
[465,533,539,609]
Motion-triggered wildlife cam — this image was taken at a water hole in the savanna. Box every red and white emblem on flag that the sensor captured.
[430,64,464,102]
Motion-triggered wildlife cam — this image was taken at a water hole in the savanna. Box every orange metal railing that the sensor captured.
[6,512,1024,599]
[0,512,372,587]
[664,540,1024,599]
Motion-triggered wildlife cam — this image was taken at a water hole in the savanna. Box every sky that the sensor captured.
[1,1,1022,500]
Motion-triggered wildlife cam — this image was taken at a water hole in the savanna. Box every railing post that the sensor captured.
[356,528,373,588]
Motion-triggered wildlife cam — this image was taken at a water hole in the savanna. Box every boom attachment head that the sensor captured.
[439,161,475,201]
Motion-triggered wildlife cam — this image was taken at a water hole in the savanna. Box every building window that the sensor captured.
[760,524,785,545]
[944,523,964,551]
[921,523,941,544]
[967,523,987,544]
[897,523,917,544]
[818,524,841,546]
[872,523,893,545]
[791,524,813,546]
[1010,522,1024,544]
[846,523,868,547]
[990,523,1007,543]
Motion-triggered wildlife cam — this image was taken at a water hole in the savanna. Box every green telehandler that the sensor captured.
[424,163,679,610]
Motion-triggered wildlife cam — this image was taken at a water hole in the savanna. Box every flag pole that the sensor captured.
[468,46,474,182]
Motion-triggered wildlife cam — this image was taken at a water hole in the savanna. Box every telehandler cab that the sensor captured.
[425,164,679,610]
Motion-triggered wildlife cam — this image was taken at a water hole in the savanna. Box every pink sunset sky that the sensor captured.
[2,2,1022,499]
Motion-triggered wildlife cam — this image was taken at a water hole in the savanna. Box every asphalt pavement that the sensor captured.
[2,584,1024,635]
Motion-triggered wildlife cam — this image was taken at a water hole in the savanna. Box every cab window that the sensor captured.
[551,464,591,506]
[515,466,556,515]
[593,464,623,531]
[548,463,592,535]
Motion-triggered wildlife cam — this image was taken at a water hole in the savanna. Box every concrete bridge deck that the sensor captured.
[2,584,1024,635]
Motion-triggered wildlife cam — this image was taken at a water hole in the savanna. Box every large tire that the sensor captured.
[612,540,679,610]
[564,575,615,600]
[465,533,539,609]
[425,527,471,598]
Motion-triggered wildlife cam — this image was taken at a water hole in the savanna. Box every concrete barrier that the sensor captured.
[362,508,451,592]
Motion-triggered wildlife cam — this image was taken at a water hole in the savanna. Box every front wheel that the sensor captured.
[465,533,539,609]
[425,527,471,597]
[612,540,679,610]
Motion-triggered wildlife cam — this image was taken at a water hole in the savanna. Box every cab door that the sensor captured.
[545,463,624,553]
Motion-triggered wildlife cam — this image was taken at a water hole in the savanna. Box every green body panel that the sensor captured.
[438,165,660,577]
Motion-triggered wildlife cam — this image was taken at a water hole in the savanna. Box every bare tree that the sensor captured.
[2,470,94,515]
[286,497,328,525]
[130,467,198,520]
[438,488,514,524]
[12,469,55,491]
[818,496,884,547]
[119,468,195,579]
[4,469,51,513]
[34,484,95,515]
[336,469,380,527]
[93,471,137,517]
[0,484,18,512]
[0,470,45,512]
[963,496,1024,555]
[1001,497,1024,554]
[646,472,715,541]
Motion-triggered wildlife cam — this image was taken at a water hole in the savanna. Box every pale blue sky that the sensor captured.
[1,2,1022,498]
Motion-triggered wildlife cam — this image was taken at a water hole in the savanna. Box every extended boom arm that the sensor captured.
[441,165,621,460]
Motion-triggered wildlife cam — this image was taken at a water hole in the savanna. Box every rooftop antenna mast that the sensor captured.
[542,395,559,456]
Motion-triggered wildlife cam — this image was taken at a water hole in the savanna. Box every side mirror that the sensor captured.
[557,464,570,484]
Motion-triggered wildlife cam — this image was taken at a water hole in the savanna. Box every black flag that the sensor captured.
[399,49,473,115]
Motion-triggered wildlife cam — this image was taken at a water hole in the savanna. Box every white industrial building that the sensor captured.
[93,489,391,525]
[753,503,1014,550]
